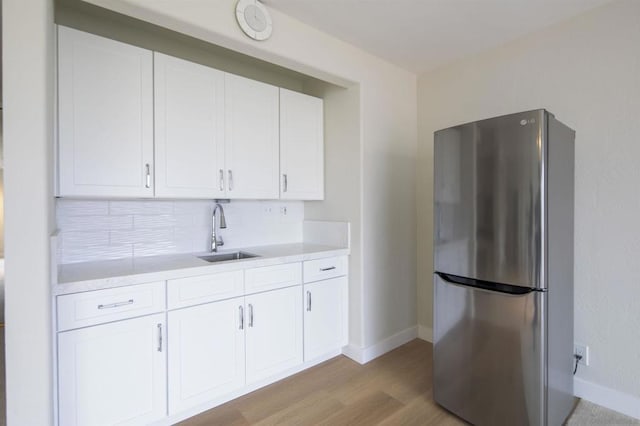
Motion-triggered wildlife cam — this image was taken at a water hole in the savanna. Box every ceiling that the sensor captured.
[263,0,613,73]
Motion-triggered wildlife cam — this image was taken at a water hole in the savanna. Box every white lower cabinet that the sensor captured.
[167,285,303,415]
[167,297,245,414]
[303,276,348,361]
[245,286,303,383]
[57,313,167,426]
[56,257,347,425]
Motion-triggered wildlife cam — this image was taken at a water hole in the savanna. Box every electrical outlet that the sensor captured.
[574,343,589,366]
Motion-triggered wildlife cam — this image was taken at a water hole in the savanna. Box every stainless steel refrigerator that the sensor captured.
[433,110,575,426]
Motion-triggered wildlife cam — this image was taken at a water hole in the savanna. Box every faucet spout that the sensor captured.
[211,203,227,252]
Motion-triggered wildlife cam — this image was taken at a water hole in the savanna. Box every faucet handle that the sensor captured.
[217,236,224,247]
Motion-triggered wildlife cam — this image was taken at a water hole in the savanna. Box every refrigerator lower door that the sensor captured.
[434,273,545,426]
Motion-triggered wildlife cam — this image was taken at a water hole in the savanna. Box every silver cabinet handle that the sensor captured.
[98,299,134,309]
[248,303,254,327]
[219,169,225,192]
[239,305,244,330]
[306,291,312,311]
[228,170,233,191]
[283,174,288,193]
[145,164,151,188]
[157,323,163,352]
[320,266,336,272]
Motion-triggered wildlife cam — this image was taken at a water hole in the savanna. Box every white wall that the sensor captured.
[84,0,418,353]
[362,68,417,347]
[417,0,640,416]
[303,83,364,347]
[3,0,55,424]
[56,199,304,264]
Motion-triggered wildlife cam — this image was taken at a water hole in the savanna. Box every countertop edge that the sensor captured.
[54,246,349,296]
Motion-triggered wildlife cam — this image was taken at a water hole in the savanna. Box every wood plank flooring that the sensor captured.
[180,339,465,426]
[0,328,5,426]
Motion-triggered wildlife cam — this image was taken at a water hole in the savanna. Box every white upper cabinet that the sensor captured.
[279,88,324,200]
[224,73,280,199]
[154,53,226,198]
[57,26,154,198]
[56,27,325,201]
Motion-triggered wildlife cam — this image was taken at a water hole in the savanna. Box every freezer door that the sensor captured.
[433,273,545,426]
[434,110,545,288]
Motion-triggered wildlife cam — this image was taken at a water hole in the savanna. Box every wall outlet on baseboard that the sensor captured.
[574,343,589,366]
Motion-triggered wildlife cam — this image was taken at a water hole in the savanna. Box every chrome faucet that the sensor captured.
[211,203,227,252]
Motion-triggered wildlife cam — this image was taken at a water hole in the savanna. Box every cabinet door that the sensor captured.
[57,26,154,198]
[245,286,302,383]
[154,53,226,198]
[303,277,348,361]
[57,314,166,426]
[280,89,324,200]
[167,297,245,414]
[224,73,279,199]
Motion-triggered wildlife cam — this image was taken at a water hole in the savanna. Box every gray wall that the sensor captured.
[56,0,322,92]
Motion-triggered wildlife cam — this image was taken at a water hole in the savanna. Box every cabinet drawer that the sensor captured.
[167,270,244,310]
[245,262,302,294]
[303,256,348,283]
[57,281,165,331]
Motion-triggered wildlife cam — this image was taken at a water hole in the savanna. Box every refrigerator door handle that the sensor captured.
[436,272,536,296]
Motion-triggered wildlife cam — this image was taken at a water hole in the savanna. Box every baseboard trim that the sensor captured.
[418,325,433,342]
[574,377,640,420]
[341,344,363,363]
[343,326,418,364]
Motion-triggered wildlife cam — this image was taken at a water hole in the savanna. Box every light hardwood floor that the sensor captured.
[0,328,5,426]
[180,339,465,426]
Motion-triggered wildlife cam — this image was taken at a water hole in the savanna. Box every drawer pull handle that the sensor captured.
[239,305,244,330]
[248,304,254,328]
[320,266,336,272]
[97,299,134,310]
[145,164,151,188]
[307,291,312,311]
[157,323,163,352]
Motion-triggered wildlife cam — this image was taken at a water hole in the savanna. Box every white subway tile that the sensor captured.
[109,200,174,215]
[133,214,193,229]
[58,214,133,232]
[110,228,174,245]
[57,200,109,217]
[62,245,133,264]
[62,231,109,249]
[57,199,304,264]
[133,241,179,257]
[173,200,213,215]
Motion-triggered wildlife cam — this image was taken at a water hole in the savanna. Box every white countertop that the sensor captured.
[56,243,349,295]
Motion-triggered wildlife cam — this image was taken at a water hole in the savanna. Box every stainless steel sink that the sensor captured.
[198,251,260,263]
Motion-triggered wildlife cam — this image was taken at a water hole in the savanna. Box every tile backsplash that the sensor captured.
[57,199,304,264]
